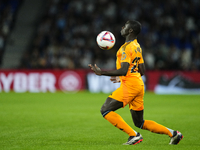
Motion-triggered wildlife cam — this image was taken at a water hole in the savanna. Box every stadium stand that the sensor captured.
[0,0,23,66]
[2,0,200,71]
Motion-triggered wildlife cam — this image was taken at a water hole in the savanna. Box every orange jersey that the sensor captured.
[116,39,144,86]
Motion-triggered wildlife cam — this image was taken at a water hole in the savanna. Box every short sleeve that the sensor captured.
[121,46,132,64]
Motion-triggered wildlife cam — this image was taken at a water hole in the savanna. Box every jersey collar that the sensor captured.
[125,39,137,43]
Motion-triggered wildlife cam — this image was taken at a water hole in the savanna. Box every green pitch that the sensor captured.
[0,91,200,150]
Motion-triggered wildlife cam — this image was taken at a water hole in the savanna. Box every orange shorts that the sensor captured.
[108,82,144,111]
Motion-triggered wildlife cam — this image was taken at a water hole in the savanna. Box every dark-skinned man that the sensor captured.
[89,20,183,145]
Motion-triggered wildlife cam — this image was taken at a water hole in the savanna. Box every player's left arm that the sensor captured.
[88,62,129,76]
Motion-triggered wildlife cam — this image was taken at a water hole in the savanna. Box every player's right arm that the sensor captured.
[110,76,120,83]
[137,47,145,76]
[138,63,145,76]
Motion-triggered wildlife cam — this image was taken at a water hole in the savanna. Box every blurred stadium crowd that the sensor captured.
[0,0,23,66]
[1,0,200,71]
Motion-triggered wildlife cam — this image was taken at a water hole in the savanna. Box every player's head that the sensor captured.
[121,20,141,37]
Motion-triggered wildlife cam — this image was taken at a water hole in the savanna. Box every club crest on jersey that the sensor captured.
[121,52,126,60]
[137,47,141,53]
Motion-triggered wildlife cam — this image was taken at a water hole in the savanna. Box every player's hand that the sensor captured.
[110,76,120,83]
[88,64,102,75]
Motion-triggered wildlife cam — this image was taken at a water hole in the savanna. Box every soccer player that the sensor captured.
[88,20,183,145]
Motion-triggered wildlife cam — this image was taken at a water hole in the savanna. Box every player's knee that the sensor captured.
[100,106,111,117]
[100,105,105,114]
[101,110,111,117]
[134,120,144,128]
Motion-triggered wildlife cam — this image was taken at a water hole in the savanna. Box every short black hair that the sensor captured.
[128,20,141,36]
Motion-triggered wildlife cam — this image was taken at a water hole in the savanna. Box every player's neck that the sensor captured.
[125,35,137,43]
[125,38,136,43]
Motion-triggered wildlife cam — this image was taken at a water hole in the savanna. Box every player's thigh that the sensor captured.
[129,85,144,111]
[108,85,129,107]
[100,97,123,113]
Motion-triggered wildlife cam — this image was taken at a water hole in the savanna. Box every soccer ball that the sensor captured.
[96,31,115,50]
